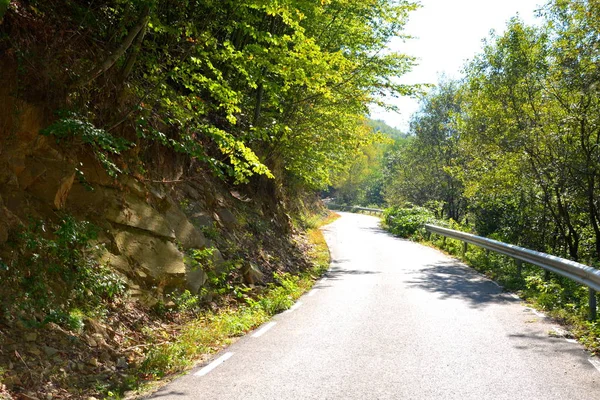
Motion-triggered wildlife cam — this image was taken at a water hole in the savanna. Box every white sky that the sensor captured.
[370,0,543,131]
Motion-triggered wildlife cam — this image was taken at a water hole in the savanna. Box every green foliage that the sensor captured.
[0,216,126,328]
[383,204,436,239]
[0,0,9,21]
[367,119,407,140]
[42,112,132,177]
[4,0,419,190]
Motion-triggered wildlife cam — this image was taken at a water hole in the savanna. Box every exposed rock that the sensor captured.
[105,193,175,239]
[165,199,208,250]
[77,158,115,187]
[53,171,76,210]
[15,157,46,190]
[113,230,185,282]
[24,332,37,342]
[42,346,59,357]
[0,200,20,244]
[184,262,207,294]
[122,176,147,198]
[191,211,214,228]
[215,208,237,228]
[99,251,132,274]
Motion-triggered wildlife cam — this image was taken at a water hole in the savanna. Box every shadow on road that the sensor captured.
[507,331,594,368]
[145,390,186,398]
[322,259,381,281]
[407,260,518,309]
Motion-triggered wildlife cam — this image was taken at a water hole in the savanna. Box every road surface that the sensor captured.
[146,212,600,399]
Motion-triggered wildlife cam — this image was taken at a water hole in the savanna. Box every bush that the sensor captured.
[383,204,436,239]
[0,216,126,327]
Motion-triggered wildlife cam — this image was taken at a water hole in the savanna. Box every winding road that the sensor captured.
[147,212,600,399]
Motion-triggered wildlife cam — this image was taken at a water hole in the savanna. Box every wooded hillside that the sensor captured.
[0,1,418,398]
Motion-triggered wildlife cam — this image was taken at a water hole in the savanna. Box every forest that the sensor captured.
[0,0,419,397]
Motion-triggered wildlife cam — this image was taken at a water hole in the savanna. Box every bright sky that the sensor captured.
[371,0,543,131]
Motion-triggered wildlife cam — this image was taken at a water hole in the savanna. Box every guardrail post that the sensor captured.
[516,260,523,279]
[462,242,468,257]
[590,288,597,321]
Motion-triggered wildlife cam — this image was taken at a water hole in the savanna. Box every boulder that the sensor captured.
[113,230,185,282]
[105,193,175,239]
[164,199,208,249]
[216,208,237,228]
[184,262,207,294]
[99,251,132,274]
[190,211,214,228]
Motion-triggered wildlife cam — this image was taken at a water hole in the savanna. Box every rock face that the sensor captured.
[105,193,176,239]
[0,64,248,301]
[0,91,225,299]
[114,230,185,282]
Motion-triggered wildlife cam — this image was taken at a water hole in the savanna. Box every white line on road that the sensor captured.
[252,322,276,338]
[532,309,546,318]
[510,293,520,300]
[284,301,303,313]
[194,352,234,377]
[566,338,578,344]
[588,358,600,374]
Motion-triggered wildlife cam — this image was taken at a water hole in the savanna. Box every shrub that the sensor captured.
[383,204,436,239]
[0,216,126,327]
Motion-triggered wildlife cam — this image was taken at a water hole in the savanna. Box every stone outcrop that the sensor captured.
[0,94,226,300]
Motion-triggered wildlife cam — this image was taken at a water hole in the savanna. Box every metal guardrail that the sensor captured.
[425,224,600,320]
[326,204,384,215]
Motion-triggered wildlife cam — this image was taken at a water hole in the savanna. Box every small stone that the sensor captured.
[24,332,37,342]
[43,346,59,356]
[29,346,42,356]
[88,357,99,367]
[116,357,128,369]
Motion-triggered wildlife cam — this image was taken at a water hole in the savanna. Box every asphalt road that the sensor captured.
[146,212,600,399]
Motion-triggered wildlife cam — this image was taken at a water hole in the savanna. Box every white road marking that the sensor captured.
[284,301,303,313]
[588,358,600,374]
[532,309,546,318]
[252,322,276,338]
[194,352,234,377]
[510,293,520,300]
[566,338,578,344]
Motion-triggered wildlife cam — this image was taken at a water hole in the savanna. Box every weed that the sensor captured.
[0,215,126,329]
